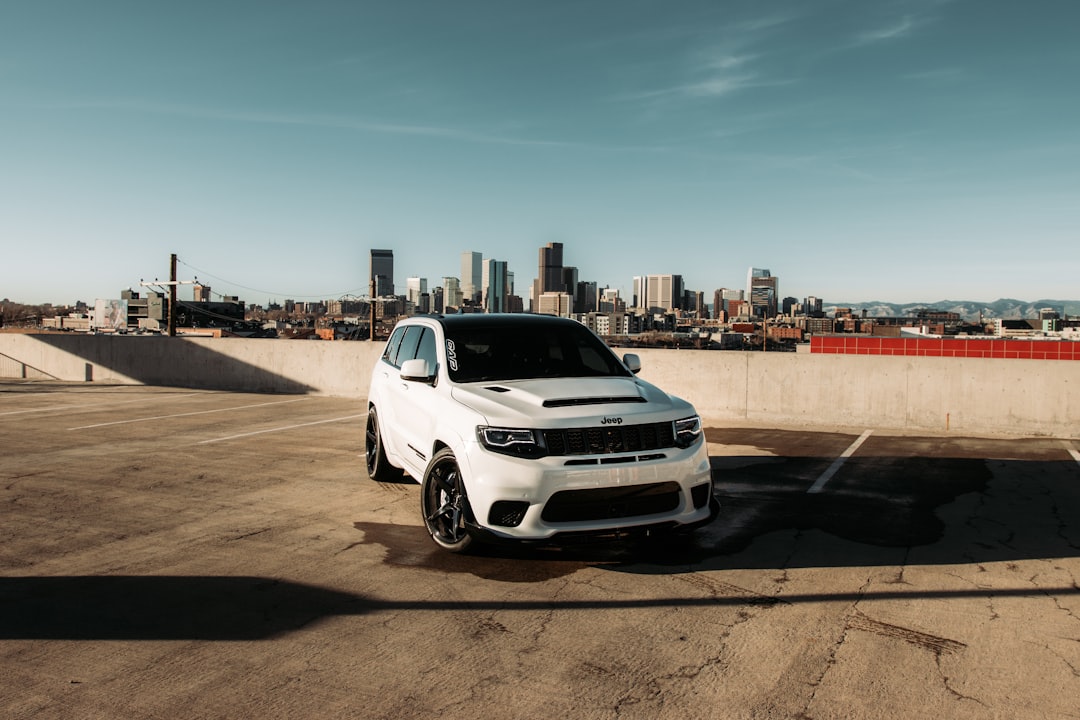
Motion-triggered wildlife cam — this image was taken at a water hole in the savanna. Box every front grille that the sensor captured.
[542,421,675,456]
[541,482,682,523]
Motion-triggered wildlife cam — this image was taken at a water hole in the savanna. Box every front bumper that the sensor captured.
[457,437,715,541]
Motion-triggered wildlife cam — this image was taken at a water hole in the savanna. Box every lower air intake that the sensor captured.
[541,482,681,523]
[488,500,530,527]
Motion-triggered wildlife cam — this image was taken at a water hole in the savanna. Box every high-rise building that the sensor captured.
[693,291,706,318]
[539,242,564,293]
[537,292,573,318]
[747,267,778,319]
[370,249,394,298]
[461,251,482,305]
[561,266,578,296]
[633,276,647,309]
[532,242,566,313]
[599,287,622,313]
[406,277,427,307]
[575,281,598,314]
[482,259,509,313]
[713,288,744,320]
[645,274,683,311]
[442,277,462,309]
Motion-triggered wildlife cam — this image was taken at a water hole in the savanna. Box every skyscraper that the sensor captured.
[693,291,706,318]
[461,251,482,305]
[713,288,744,321]
[442,277,462,309]
[747,267,778,319]
[645,274,683,311]
[633,276,647,309]
[532,242,566,313]
[539,242,564,293]
[575,280,598,314]
[370,249,394,298]
[406,277,427,307]
[482,259,509,313]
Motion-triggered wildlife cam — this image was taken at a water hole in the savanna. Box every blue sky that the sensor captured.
[2,0,1078,306]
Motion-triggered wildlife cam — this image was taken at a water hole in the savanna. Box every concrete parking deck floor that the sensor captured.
[2,380,1079,719]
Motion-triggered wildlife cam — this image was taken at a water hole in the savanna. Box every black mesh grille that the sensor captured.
[488,500,530,527]
[543,422,675,457]
[541,482,682,522]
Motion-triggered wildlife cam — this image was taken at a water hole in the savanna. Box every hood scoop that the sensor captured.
[542,396,647,408]
[484,386,512,393]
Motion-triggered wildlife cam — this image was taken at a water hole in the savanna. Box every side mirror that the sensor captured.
[622,353,642,375]
[400,358,434,383]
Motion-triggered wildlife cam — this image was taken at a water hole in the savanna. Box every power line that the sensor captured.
[176,257,368,300]
[172,299,249,325]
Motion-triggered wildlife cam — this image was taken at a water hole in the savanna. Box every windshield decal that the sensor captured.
[445,339,459,371]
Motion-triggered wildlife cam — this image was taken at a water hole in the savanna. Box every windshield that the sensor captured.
[444,321,632,383]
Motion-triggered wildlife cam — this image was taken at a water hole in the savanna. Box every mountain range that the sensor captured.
[823,299,1080,323]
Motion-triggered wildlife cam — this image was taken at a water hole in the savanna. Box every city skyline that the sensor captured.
[3,2,1079,306]
[4,244,1080,315]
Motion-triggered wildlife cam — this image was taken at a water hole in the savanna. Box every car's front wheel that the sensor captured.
[421,448,475,553]
[365,407,403,483]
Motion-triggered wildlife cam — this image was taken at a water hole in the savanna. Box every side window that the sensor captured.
[382,326,407,367]
[414,327,439,376]
[394,326,424,367]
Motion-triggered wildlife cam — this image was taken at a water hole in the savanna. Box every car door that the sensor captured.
[385,324,441,477]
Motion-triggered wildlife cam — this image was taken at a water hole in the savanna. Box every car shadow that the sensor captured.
[352,429,1080,580]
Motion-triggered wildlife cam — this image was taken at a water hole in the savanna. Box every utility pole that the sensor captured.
[168,254,177,337]
[369,278,376,342]
[141,254,193,336]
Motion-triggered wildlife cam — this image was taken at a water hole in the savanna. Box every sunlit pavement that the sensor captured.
[2,381,1078,719]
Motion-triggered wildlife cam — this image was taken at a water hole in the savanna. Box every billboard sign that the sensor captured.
[93,299,128,331]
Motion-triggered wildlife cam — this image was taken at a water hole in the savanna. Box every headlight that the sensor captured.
[673,415,702,448]
[477,426,547,458]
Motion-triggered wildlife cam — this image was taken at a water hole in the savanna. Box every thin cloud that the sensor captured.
[732,12,801,33]
[855,15,918,44]
[622,72,792,103]
[683,75,761,98]
[903,67,967,83]
[12,97,684,155]
[18,98,579,149]
[620,76,747,102]
[621,47,789,104]
[705,53,757,72]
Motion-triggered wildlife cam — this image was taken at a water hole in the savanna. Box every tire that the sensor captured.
[421,448,475,553]
[365,407,403,483]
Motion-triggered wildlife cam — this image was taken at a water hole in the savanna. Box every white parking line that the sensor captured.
[807,429,875,494]
[68,398,308,430]
[1066,441,1080,466]
[197,413,366,445]
[0,393,204,418]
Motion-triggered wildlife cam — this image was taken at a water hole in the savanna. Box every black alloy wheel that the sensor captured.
[421,448,475,553]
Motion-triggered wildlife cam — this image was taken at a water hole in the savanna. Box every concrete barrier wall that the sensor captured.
[630,348,1078,438]
[2,334,1077,438]
[0,334,379,396]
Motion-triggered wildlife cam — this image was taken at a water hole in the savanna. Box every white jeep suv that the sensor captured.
[365,313,718,552]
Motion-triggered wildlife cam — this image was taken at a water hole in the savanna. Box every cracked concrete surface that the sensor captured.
[2,382,1079,719]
